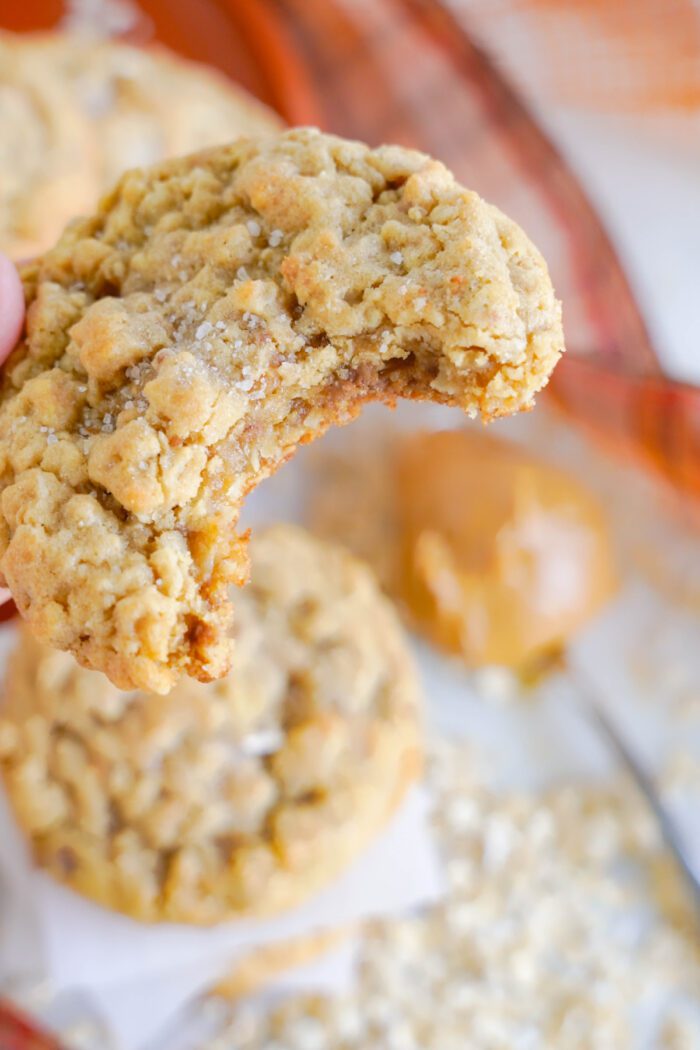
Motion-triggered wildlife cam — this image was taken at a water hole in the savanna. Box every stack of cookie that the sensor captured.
[0,526,438,1044]
[1,524,423,925]
[0,33,565,1041]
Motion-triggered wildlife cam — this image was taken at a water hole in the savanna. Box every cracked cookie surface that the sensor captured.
[0,525,422,924]
[0,128,564,692]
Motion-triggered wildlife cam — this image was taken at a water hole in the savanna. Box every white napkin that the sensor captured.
[97,935,360,1050]
[0,786,443,1049]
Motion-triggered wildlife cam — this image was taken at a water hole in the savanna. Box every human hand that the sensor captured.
[0,253,25,609]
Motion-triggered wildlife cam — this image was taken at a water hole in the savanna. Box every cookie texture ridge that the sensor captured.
[0,526,422,924]
[0,127,564,692]
[0,31,281,257]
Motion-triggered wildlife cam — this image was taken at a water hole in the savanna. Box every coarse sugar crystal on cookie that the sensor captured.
[0,525,422,924]
[0,127,564,693]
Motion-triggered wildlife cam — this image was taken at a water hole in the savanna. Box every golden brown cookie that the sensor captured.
[0,525,422,924]
[0,32,280,258]
[0,127,564,693]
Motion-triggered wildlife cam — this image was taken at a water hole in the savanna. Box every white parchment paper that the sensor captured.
[0,779,442,1049]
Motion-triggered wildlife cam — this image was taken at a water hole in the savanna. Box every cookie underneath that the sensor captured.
[0,526,421,924]
[0,128,564,692]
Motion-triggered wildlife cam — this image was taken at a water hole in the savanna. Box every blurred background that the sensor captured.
[0,2,698,1048]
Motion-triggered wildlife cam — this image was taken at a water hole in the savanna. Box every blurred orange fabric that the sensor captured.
[467,0,700,110]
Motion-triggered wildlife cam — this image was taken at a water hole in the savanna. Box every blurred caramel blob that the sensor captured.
[312,427,616,672]
[393,430,616,669]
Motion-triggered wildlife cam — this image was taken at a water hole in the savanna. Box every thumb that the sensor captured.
[0,253,25,364]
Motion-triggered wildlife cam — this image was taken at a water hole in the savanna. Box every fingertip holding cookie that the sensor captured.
[0,253,25,364]
[0,129,564,693]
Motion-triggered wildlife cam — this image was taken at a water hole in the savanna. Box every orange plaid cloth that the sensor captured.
[0,1002,63,1050]
[463,0,700,111]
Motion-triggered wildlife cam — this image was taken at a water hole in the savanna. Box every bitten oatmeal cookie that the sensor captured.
[0,526,422,924]
[0,127,564,692]
[0,32,280,258]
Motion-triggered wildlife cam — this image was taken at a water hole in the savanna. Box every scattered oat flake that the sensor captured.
[203,738,700,1050]
[390,251,404,265]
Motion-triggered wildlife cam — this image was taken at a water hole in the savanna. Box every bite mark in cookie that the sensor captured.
[0,128,564,692]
